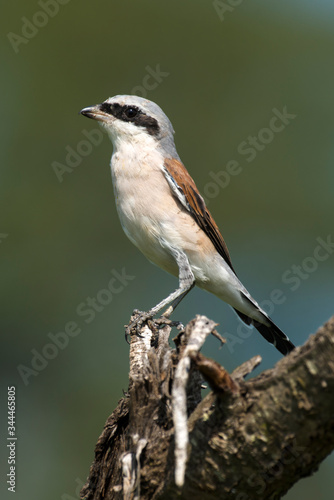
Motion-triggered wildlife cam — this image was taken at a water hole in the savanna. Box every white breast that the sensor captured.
[110,141,179,276]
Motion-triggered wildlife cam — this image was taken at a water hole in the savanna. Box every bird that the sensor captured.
[80,95,295,355]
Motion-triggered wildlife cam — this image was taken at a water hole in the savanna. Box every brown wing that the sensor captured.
[163,158,236,274]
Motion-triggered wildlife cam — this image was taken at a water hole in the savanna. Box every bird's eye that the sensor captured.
[125,107,138,119]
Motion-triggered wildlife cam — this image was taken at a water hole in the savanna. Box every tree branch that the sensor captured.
[80,315,334,500]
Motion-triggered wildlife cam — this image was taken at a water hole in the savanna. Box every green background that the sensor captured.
[1,1,334,498]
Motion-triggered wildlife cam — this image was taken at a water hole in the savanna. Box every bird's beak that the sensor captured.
[79,104,110,122]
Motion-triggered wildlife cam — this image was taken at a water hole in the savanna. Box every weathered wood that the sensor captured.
[81,315,334,500]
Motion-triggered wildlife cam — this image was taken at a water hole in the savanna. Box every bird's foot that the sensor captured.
[125,309,154,341]
[154,317,185,331]
[125,309,184,342]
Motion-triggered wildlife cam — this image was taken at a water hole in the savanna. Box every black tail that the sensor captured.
[253,318,295,355]
[234,300,295,356]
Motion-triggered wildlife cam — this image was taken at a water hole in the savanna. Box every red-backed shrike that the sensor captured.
[80,95,295,355]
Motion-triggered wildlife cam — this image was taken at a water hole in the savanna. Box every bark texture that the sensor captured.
[80,315,334,500]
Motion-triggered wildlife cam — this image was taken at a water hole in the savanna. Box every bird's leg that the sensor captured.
[126,250,195,335]
[161,286,194,319]
[154,287,194,332]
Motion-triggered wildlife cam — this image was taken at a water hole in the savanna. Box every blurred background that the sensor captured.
[1,1,334,498]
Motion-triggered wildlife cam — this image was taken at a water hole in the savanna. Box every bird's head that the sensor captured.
[80,95,177,156]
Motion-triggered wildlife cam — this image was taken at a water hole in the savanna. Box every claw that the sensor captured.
[154,317,185,331]
[125,309,154,339]
[125,309,184,342]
